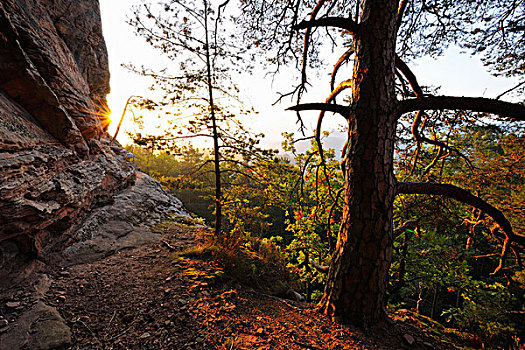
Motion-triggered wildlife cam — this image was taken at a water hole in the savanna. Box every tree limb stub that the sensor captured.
[292,17,359,34]
[398,96,525,121]
[309,258,329,273]
[287,103,350,118]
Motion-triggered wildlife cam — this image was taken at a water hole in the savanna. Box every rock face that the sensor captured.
[0,3,193,348]
[0,173,191,350]
[0,0,177,276]
[60,172,190,266]
[0,0,110,143]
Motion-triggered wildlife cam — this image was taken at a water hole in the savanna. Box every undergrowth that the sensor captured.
[175,230,298,296]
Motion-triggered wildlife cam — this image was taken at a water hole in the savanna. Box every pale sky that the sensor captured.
[100,0,520,154]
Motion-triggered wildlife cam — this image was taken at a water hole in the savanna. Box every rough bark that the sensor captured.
[285,0,525,328]
[319,0,399,327]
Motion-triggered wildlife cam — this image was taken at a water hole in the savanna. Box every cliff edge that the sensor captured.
[0,0,187,275]
[0,1,192,348]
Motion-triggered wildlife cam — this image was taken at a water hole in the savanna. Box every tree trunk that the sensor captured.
[203,0,222,236]
[320,0,398,327]
[431,285,438,319]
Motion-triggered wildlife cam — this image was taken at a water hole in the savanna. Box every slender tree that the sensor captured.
[238,0,525,327]
[129,0,260,236]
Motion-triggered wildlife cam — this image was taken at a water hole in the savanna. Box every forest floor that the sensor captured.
[10,222,472,349]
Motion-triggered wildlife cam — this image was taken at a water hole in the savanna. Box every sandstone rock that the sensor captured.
[0,4,192,350]
[0,301,71,350]
[56,172,190,265]
[0,0,137,275]
[0,0,110,141]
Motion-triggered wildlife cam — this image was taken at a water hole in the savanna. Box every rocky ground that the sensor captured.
[1,218,469,349]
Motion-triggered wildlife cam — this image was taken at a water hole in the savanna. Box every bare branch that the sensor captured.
[394,56,468,177]
[422,145,445,176]
[493,237,510,275]
[396,182,525,246]
[496,80,525,100]
[293,17,359,34]
[112,95,142,143]
[398,96,525,121]
[140,134,214,141]
[189,159,214,177]
[327,79,353,104]
[300,0,329,89]
[287,103,350,117]
[396,0,409,31]
[331,47,354,90]
[288,99,350,169]
[472,253,499,259]
[293,135,314,143]
[394,219,418,238]
[420,132,474,171]
[395,54,423,97]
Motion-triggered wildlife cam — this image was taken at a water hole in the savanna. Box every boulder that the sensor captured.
[59,172,191,265]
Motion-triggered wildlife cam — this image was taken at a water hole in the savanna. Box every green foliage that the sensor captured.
[177,230,295,295]
[218,132,344,301]
[131,124,523,346]
[391,122,525,347]
[278,133,343,301]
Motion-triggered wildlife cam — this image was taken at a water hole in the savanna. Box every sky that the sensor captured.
[100,0,520,155]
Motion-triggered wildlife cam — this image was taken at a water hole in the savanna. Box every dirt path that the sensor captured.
[39,223,456,350]
[47,224,204,349]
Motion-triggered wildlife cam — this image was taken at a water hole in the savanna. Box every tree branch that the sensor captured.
[312,81,353,166]
[331,47,354,90]
[396,0,409,32]
[398,96,525,121]
[496,80,525,100]
[395,54,423,97]
[326,187,344,251]
[287,103,350,117]
[300,0,329,91]
[292,17,359,34]
[309,258,329,272]
[397,181,525,273]
[112,95,142,143]
[394,219,418,238]
[327,79,353,104]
